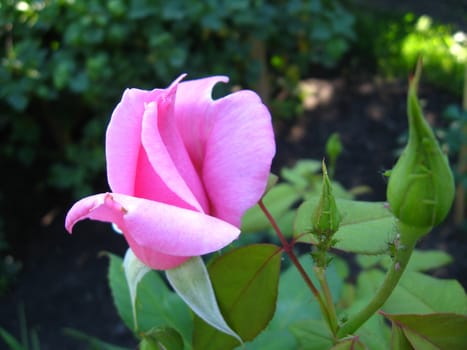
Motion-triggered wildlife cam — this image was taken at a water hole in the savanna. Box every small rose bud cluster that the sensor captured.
[386,62,455,238]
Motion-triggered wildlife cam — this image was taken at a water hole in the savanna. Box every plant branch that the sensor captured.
[258,199,333,331]
[336,225,418,337]
[315,266,339,334]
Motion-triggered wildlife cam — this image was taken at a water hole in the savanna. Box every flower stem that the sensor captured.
[258,200,333,331]
[336,225,418,337]
[315,266,339,334]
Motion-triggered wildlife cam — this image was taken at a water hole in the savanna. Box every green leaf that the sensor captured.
[355,313,390,350]
[295,198,397,255]
[274,210,296,238]
[165,257,241,343]
[289,319,334,350]
[140,327,184,350]
[382,313,467,350]
[404,250,453,272]
[241,183,300,233]
[390,322,415,350]
[123,248,151,331]
[330,337,366,350]
[63,328,131,350]
[389,272,467,315]
[107,254,192,345]
[6,94,28,111]
[277,254,343,325]
[0,327,24,350]
[280,159,322,190]
[240,255,345,349]
[343,283,391,349]
[356,249,452,272]
[356,270,467,315]
[193,244,282,350]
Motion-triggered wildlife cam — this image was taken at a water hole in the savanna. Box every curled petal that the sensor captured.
[174,76,230,170]
[65,193,241,269]
[176,80,275,226]
[203,90,275,226]
[124,236,189,270]
[141,99,206,212]
[106,88,164,195]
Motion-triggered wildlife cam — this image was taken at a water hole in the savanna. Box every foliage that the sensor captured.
[443,103,467,166]
[440,100,467,226]
[0,0,355,199]
[353,10,466,95]
[63,328,131,350]
[0,218,21,296]
[0,304,41,350]
[241,156,358,239]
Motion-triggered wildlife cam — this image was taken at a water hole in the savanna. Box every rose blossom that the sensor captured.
[65,75,275,270]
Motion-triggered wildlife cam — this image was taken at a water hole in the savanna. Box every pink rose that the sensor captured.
[65,75,275,270]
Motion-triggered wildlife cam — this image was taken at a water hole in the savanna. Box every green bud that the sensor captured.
[325,132,342,178]
[325,132,342,163]
[387,61,455,235]
[312,160,342,236]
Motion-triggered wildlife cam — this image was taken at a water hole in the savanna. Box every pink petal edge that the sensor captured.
[65,193,241,257]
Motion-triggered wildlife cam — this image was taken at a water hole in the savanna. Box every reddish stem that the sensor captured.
[258,200,330,321]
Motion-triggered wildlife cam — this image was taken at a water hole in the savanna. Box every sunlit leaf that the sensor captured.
[241,183,300,233]
[165,257,241,343]
[107,254,192,346]
[275,210,296,238]
[280,159,322,190]
[289,319,334,350]
[345,297,390,350]
[382,312,467,350]
[193,244,282,350]
[123,248,151,331]
[343,285,391,350]
[356,250,452,272]
[295,198,397,255]
[356,269,467,315]
[403,250,453,272]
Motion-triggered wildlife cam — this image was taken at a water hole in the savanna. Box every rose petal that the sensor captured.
[106,87,164,195]
[203,90,275,226]
[65,193,240,258]
[133,148,191,209]
[124,234,189,270]
[176,80,275,226]
[141,90,208,212]
[174,76,230,171]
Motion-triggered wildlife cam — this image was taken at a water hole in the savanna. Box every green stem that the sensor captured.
[258,200,333,329]
[337,224,419,338]
[315,266,339,334]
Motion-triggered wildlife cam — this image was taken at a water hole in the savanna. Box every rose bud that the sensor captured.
[312,160,342,237]
[386,63,455,236]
